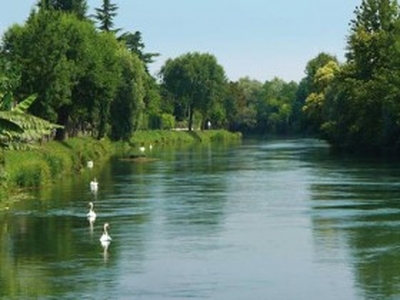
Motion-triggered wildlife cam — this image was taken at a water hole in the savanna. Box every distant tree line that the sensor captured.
[1,0,399,154]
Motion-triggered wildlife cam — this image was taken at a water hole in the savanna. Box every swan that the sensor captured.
[100,223,112,242]
[90,178,98,192]
[87,202,96,220]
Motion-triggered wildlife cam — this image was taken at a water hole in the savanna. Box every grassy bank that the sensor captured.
[1,137,114,192]
[130,129,242,147]
[0,130,241,198]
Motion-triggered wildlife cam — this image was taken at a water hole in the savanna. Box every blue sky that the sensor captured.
[0,0,360,82]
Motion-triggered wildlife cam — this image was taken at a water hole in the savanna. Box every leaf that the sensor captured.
[0,113,24,133]
[13,94,37,113]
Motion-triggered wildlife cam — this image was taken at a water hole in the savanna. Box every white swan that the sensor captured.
[100,223,112,242]
[87,202,96,220]
[90,178,98,192]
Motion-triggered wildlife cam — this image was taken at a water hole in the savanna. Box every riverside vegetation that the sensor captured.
[3,1,400,157]
[2,0,400,207]
[0,130,241,203]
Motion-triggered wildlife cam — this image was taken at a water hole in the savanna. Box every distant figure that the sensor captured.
[139,145,145,152]
[149,144,153,151]
[90,178,98,193]
[207,120,211,130]
[87,160,94,169]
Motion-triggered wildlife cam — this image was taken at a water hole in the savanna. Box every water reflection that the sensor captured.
[3,139,400,298]
[101,240,110,263]
[307,149,400,299]
[88,215,95,236]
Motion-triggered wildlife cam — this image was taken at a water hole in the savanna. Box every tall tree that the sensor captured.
[160,52,227,131]
[68,31,122,140]
[224,81,250,132]
[301,52,338,101]
[94,0,119,32]
[299,52,338,133]
[37,0,88,19]
[302,61,339,125]
[334,0,400,151]
[258,78,298,134]
[346,0,399,79]
[2,10,121,140]
[301,0,400,152]
[233,77,262,132]
[110,48,146,140]
[118,31,159,70]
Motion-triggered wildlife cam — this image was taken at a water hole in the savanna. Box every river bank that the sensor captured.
[0,130,241,202]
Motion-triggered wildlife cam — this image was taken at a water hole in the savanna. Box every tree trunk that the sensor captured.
[188,104,193,131]
[54,106,69,141]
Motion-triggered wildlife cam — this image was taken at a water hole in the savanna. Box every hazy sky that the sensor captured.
[0,0,360,82]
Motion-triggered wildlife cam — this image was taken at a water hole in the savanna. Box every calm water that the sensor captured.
[2,139,400,299]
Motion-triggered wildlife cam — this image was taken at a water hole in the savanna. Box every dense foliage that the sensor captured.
[304,0,400,153]
[1,0,400,154]
[160,52,228,131]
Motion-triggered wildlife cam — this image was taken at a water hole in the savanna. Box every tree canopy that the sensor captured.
[301,0,400,153]
[37,0,88,19]
[160,52,228,131]
[94,0,119,32]
[4,0,400,154]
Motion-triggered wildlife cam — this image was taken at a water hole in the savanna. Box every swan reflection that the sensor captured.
[100,223,111,261]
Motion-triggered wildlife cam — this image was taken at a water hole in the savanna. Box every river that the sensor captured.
[1,138,400,299]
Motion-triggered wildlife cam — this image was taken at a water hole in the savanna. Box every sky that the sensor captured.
[0,0,361,83]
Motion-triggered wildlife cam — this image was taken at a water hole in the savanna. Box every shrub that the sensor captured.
[161,113,175,130]
[14,161,51,188]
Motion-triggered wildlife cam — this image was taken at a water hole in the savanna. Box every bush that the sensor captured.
[3,137,115,191]
[42,151,73,179]
[161,113,175,130]
[14,160,51,188]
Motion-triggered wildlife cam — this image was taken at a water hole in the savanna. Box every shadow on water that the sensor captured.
[301,141,400,299]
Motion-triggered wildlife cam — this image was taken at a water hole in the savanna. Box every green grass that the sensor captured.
[0,129,241,196]
[3,137,114,191]
[130,129,241,147]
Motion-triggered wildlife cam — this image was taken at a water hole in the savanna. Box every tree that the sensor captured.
[2,10,122,140]
[110,48,146,140]
[300,0,400,152]
[346,0,399,79]
[2,11,79,133]
[299,52,338,133]
[94,0,119,33]
[302,60,340,131]
[142,76,164,129]
[160,52,227,131]
[232,77,262,132]
[69,31,122,140]
[118,31,159,70]
[327,0,400,152]
[37,0,88,19]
